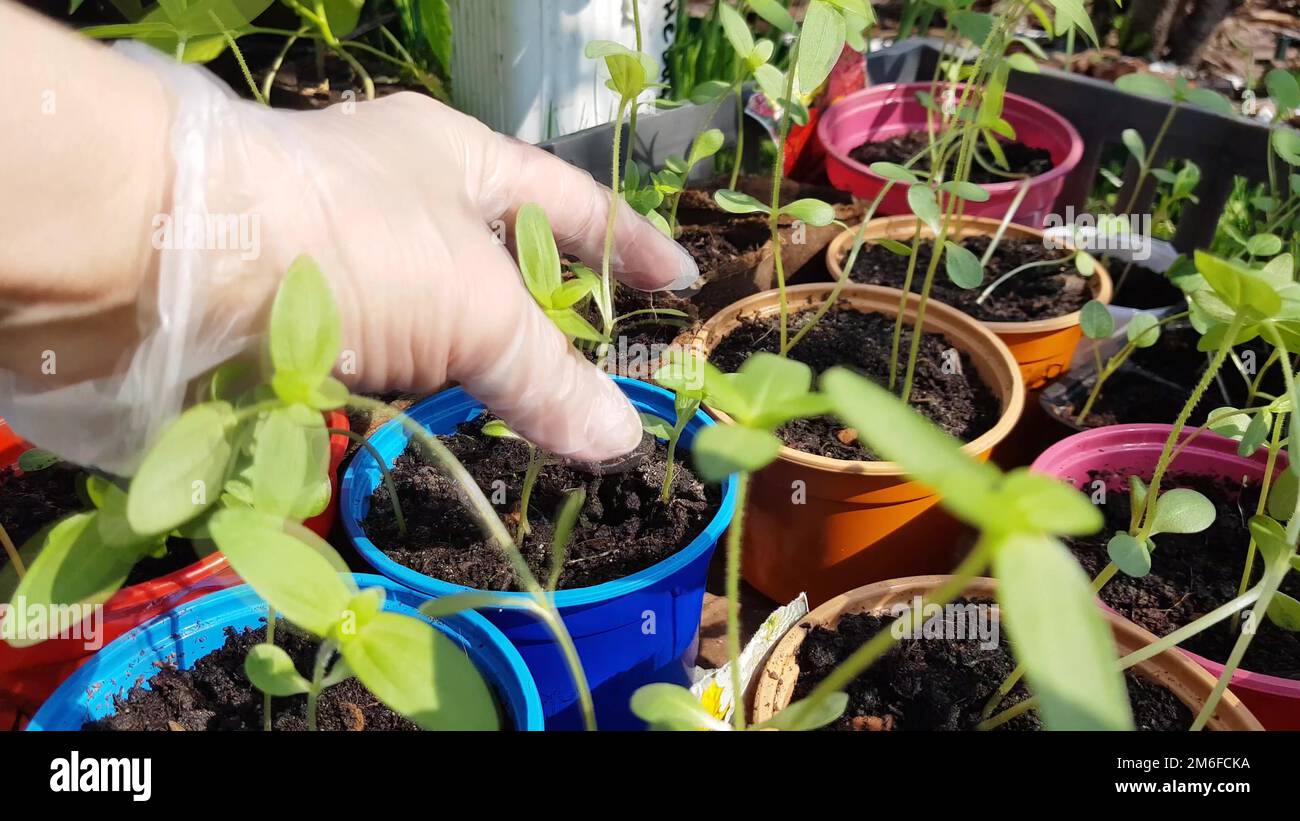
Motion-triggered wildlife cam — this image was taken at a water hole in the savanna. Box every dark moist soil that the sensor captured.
[362,416,720,591]
[847,235,1089,323]
[83,622,505,731]
[709,306,1000,460]
[850,130,1054,185]
[1066,472,1300,680]
[677,218,769,278]
[1106,258,1185,310]
[1059,324,1284,428]
[580,287,701,369]
[792,599,1194,730]
[0,465,198,586]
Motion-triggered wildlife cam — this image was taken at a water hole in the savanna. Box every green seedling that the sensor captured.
[516,203,606,344]
[1074,302,1190,425]
[708,0,875,355]
[481,419,544,543]
[2,254,600,730]
[637,369,705,504]
[642,349,834,730]
[656,128,725,236]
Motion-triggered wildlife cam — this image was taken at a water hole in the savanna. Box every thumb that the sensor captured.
[448,226,642,462]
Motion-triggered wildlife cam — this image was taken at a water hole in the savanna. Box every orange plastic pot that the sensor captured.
[752,575,1263,730]
[688,283,1024,605]
[0,411,350,725]
[827,216,1113,391]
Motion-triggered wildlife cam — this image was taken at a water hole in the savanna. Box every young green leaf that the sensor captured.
[1237,411,1272,457]
[779,198,835,226]
[869,162,918,184]
[1149,488,1216,535]
[716,1,755,58]
[747,0,796,32]
[208,507,353,637]
[515,203,562,307]
[1107,532,1152,577]
[1194,251,1282,317]
[688,128,725,167]
[1272,128,1300,166]
[691,425,782,482]
[995,532,1134,730]
[713,189,770,215]
[1266,592,1300,631]
[638,412,676,440]
[1005,52,1039,73]
[943,241,984,288]
[939,180,990,203]
[997,470,1104,536]
[629,682,730,731]
[1267,68,1300,112]
[951,10,992,45]
[1267,469,1298,521]
[245,643,311,696]
[1125,312,1161,348]
[1115,73,1174,101]
[17,449,60,472]
[689,80,733,104]
[270,255,342,401]
[1079,300,1114,339]
[248,404,330,521]
[1,512,136,647]
[797,1,847,96]
[339,611,500,730]
[126,401,235,535]
[1249,515,1293,569]
[1246,233,1283,257]
[906,185,942,233]
[754,692,849,731]
[1074,250,1097,277]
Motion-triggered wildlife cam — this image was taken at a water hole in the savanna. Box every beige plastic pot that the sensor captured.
[751,575,1263,730]
[827,216,1114,391]
[686,283,1024,605]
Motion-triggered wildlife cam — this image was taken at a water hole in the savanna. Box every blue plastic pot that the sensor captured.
[27,574,544,731]
[341,377,737,729]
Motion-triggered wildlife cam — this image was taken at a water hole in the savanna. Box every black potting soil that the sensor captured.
[849,130,1054,185]
[362,415,720,591]
[83,622,510,731]
[0,464,198,586]
[1065,472,1300,680]
[792,598,1194,731]
[846,235,1090,322]
[1107,259,1185,310]
[708,306,1001,460]
[677,219,769,278]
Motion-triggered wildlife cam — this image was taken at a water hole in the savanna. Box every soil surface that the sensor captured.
[850,130,1054,185]
[792,599,1194,730]
[677,219,769,278]
[85,623,447,731]
[1107,259,1185,310]
[709,306,1001,459]
[580,285,701,373]
[1065,472,1300,680]
[846,235,1090,322]
[0,464,198,586]
[1056,324,1283,428]
[362,415,720,591]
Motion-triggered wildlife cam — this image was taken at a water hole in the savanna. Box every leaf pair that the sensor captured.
[515,204,606,343]
[654,352,832,482]
[211,508,498,730]
[712,189,837,227]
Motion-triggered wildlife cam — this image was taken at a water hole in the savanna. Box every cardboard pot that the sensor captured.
[688,283,1023,605]
[752,575,1263,730]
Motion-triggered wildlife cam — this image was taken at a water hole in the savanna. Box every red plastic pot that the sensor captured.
[0,411,350,725]
[818,83,1083,227]
[1031,423,1300,729]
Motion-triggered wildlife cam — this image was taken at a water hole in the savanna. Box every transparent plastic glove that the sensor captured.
[0,42,698,474]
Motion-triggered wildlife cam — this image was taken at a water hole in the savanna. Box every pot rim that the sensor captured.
[826,215,1114,335]
[751,574,1263,730]
[686,281,1025,476]
[1031,423,1300,698]
[817,82,1085,193]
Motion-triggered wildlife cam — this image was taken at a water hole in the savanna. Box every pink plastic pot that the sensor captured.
[818,83,1083,227]
[1032,424,1300,729]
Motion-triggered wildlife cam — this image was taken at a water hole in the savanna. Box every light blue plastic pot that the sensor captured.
[27,574,543,731]
[341,377,738,729]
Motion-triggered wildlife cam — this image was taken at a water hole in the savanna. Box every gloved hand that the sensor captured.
[0,38,697,474]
